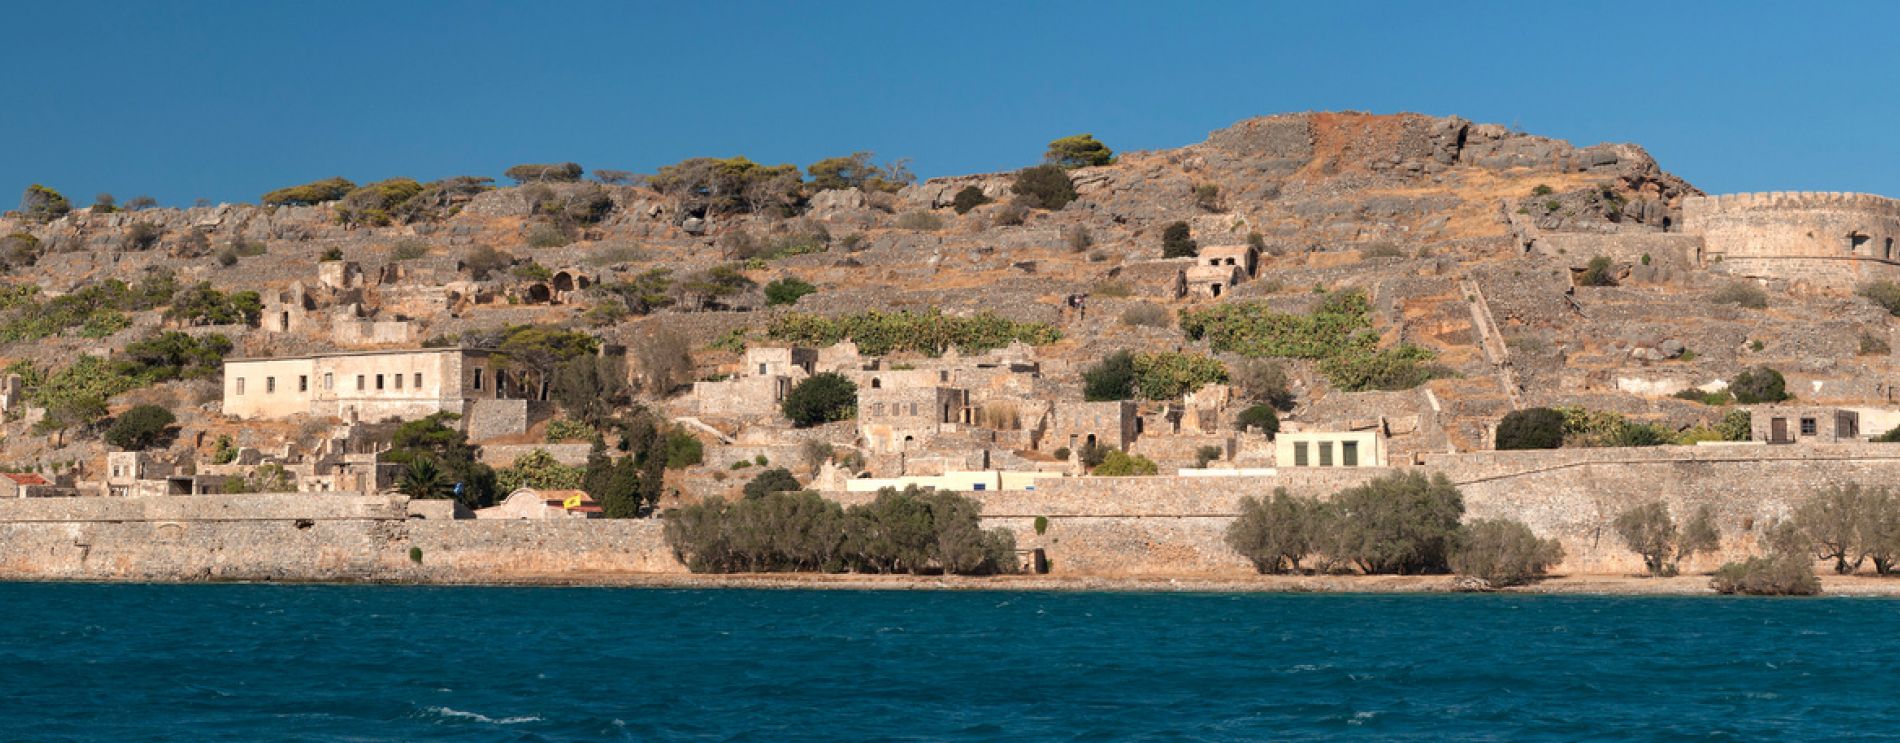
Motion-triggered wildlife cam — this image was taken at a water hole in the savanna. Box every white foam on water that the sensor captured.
[428,706,542,725]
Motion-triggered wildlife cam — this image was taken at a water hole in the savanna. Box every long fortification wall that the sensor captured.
[8,445,1900,582]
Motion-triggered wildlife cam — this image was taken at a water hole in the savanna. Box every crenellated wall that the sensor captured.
[1682,191,1900,285]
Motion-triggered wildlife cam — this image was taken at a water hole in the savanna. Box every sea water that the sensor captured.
[2,583,1897,740]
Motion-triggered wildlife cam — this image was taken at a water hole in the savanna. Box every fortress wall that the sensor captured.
[1681,193,1900,281]
[0,493,402,522]
[1531,233,1703,270]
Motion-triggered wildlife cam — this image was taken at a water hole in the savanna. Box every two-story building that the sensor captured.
[221,348,522,422]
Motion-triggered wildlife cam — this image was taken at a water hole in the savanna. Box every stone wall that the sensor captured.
[1683,192,1900,286]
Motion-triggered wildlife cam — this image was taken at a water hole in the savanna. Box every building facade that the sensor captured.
[222,348,519,422]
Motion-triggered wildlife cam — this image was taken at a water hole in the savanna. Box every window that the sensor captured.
[872,403,884,416]
[394,373,404,390]
[1342,441,1359,467]
[759,363,768,375]
[1318,442,1333,467]
[414,373,422,388]
[473,369,484,390]
[1293,442,1308,467]
[298,375,308,392]
[324,372,333,390]
[909,402,918,416]
[1801,418,1818,436]
[356,375,365,391]
[235,378,246,395]
[266,377,276,393]
[375,374,385,390]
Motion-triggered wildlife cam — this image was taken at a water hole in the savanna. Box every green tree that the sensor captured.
[164,283,262,326]
[1045,134,1114,168]
[1235,404,1280,437]
[261,177,355,206]
[782,372,857,427]
[1082,350,1136,401]
[663,429,704,468]
[103,404,175,450]
[1613,501,1720,576]
[806,152,912,192]
[1160,221,1197,258]
[1328,472,1465,574]
[552,354,627,428]
[335,177,425,226]
[495,325,600,400]
[496,448,586,492]
[1092,450,1157,476]
[1577,256,1617,287]
[383,412,496,508]
[1010,164,1077,210]
[1730,366,1790,404]
[397,456,452,500]
[1496,408,1566,450]
[1227,488,1323,574]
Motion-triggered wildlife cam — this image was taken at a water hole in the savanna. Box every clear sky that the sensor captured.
[5,1,1897,208]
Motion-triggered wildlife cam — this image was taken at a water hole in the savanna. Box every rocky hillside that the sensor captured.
[0,110,1889,478]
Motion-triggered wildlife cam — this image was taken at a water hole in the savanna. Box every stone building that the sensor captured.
[0,472,70,498]
[859,385,970,453]
[105,452,190,497]
[1275,430,1385,468]
[1751,406,1860,444]
[1042,400,1140,453]
[221,348,524,422]
[692,346,820,421]
[1186,263,1245,298]
[1197,244,1259,279]
[1684,192,1900,285]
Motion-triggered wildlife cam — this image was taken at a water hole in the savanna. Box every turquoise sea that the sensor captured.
[0,584,1894,740]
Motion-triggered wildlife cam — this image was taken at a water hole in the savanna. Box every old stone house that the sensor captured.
[1751,406,1860,444]
[222,348,527,423]
[1042,400,1140,453]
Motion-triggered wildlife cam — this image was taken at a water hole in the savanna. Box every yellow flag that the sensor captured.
[563,495,583,509]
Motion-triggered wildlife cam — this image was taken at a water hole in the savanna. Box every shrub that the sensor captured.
[1497,410,1558,450]
[1194,183,1222,212]
[1034,516,1049,535]
[230,237,267,257]
[1729,366,1789,404]
[1051,447,1071,461]
[463,245,514,280]
[1576,256,1617,287]
[951,186,990,214]
[103,404,176,450]
[1228,358,1293,409]
[742,467,803,499]
[764,277,817,307]
[1673,388,1733,406]
[1613,501,1720,576]
[1194,445,1224,468]
[0,232,41,269]
[1235,404,1279,437]
[320,246,345,261]
[1075,442,1111,468]
[991,201,1029,226]
[544,418,594,443]
[1710,555,1821,595]
[126,195,157,211]
[1317,344,1447,392]
[1067,227,1093,252]
[1011,164,1076,210]
[165,283,262,326]
[215,250,238,267]
[806,152,912,192]
[526,223,571,248]
[1226,489,1324,573]
[121,223,163,252]
[262,177,354,206]
[527,183,614,226]
[1328,472,1465,574]
[663,429,704,469]
[1451,519,1565,587]
[1092,280,1133,298]
[895,211,944,231]
[1878,425,1900,443]
[336,177,425,226]
[1160,221,1197,258]
[1046,134,1114,168]
[1082,350,1136,401]
[664,486,1015,575]
[1860,330,1891,356]
[19,184,72,222]
[782,372,857,427]
[504,162,584,183]
[766,309,1060,356]
[1132,351,1226,400]
[1092,450,1157,476]
[1531,184,1554,197]
[1120,304,1170,328]
[1709,280,1768,309]
[1859,280,1900,316]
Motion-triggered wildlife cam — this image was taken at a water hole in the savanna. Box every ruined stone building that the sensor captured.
[221,348,522,423]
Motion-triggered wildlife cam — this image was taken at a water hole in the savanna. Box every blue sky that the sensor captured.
[5,1,1897,208]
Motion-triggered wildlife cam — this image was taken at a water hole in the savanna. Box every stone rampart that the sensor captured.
[1682,191,1900,285]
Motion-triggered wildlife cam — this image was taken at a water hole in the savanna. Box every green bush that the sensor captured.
[262,177,355,206]
[1317,344,1447,392]
[1092,450,1157,476]
[526,183,614,226]
[806,152,911,192]
[121,222,163,252]
[495,448,585,493]
[991,202,1029,226]
[504,162,584,183]
[1451,518,1565,587]
[1859,330,1890,356]
[1011,164,1076,210]
[1194,183,1222,212]
[742,467,803,499]
[1132,351,1226,399]
[544,418,595,443]
[766,308,1060,356]
[1051,447,1071,461]
[1708,280,1768,309]
[1858,280,1900,316]
[1710,555,1821,595]
[1576,256,1617,287]
[103,404,175,450]
[952,186,990,214]
[1729,366,1789,404]
[764,277,817,306]
[526,223,571,248]
[1046,134,1114,168]
[1235,404,1280,437]
[164,283,262,326]
[1496,408,1564,449]
[1160,221,1197,258]
[664,429,705,469]
[1672,388,1733,406]
[336,177,425,226]
[1194,445,1224,468]
[782,372,857,427]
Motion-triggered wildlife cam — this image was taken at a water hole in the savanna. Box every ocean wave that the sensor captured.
[427,706,542,725]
